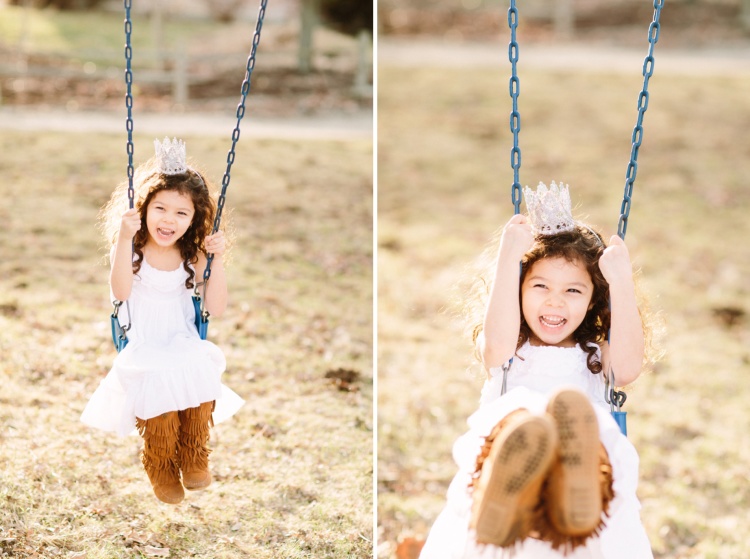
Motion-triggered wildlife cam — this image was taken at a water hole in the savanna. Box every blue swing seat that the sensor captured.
[110,295,208,352]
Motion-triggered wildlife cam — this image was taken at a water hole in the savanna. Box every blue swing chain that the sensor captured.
[111,0,136,349]
[499,0,523,391]
[606,0,664,423]
[197,0,269,323]
[508,0,521,216]
[617,0,664,240]
[124,0,134,211]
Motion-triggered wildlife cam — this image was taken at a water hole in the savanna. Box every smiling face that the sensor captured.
[520,256,594,347]
[145,189,195,247]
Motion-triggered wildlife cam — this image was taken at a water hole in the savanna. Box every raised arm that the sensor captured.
[195,230,228,318]
[598,235,644,386]
[110,208,141,301]
[480,214,534,373]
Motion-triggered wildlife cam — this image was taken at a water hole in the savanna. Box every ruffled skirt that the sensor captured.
[419,386,653,559]
[81,334,244,437]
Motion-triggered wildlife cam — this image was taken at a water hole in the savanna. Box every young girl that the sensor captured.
[81,138,244,505]
[419,182,654,558]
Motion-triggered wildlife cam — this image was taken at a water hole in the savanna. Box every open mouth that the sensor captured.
[156,227,175,239]
[539,315,567,329]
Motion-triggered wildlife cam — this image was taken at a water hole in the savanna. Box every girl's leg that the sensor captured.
[469,409,557,547]
[136,411,184,504]
[533,389,615,552]
[177,400,215,490]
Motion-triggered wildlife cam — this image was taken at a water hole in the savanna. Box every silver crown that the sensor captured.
[154,137,187,175]
[524,181,575,235]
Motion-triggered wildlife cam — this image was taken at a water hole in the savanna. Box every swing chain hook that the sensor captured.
[604,367,628,412]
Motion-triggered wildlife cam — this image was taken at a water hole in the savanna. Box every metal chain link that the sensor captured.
[200,0,268,313]
[508,0,522,215]
[617,0,664,239]
[124,0,134,210]
[114,0,135,334]
[609,0,664,412]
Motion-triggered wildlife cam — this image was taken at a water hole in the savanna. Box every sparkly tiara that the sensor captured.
[524,181,575,235]
[154,137,187,175]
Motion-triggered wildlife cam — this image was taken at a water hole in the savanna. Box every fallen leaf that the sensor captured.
[142,545,170,557]
[395,537,425,559]
[124,530,150,545]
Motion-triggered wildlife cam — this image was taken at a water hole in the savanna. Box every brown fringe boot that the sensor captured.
[469,409,557,547]
[531,389,615,554]
[533,444,615,553]
[177,401,215,490]
[136,411,184,504]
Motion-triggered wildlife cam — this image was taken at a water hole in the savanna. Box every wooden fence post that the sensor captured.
[299,0,320,74]
[152,0,165,72]
[555,0,574,39]
[742,0,750,31]
[353,28,372,97]
[173,45,188,105]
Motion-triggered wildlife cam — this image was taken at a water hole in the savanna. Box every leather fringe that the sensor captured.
[468,409,544,549]
[177,401,214,471]
[136,411,181,486]
[531,445,615,554]
[469,409,530,493]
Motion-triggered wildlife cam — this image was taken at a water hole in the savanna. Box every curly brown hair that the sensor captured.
[517,226,610,375]
[101,156,219,290]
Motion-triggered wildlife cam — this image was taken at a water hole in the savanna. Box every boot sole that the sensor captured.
[154,483,185,504]
[183,472,212,491]
[470,415,557,546]
[546,389,602,536]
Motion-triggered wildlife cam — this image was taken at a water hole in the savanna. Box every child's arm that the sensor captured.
[195,230,228,318]
[480,214,534,374]
[599,235,644,386]
[110,208,141,301]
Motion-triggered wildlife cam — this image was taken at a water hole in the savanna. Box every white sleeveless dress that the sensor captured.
[81,258,244,437]
[419,342,653,559]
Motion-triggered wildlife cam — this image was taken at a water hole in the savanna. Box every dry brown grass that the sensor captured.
[377,62,750,558]
[0,131,373,558]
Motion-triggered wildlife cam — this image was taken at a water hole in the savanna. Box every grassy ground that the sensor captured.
[377,63,750,558]
[0,131,373,558]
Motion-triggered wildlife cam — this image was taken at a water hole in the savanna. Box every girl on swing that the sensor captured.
[419,182,655,558]
[81,138,244,505]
